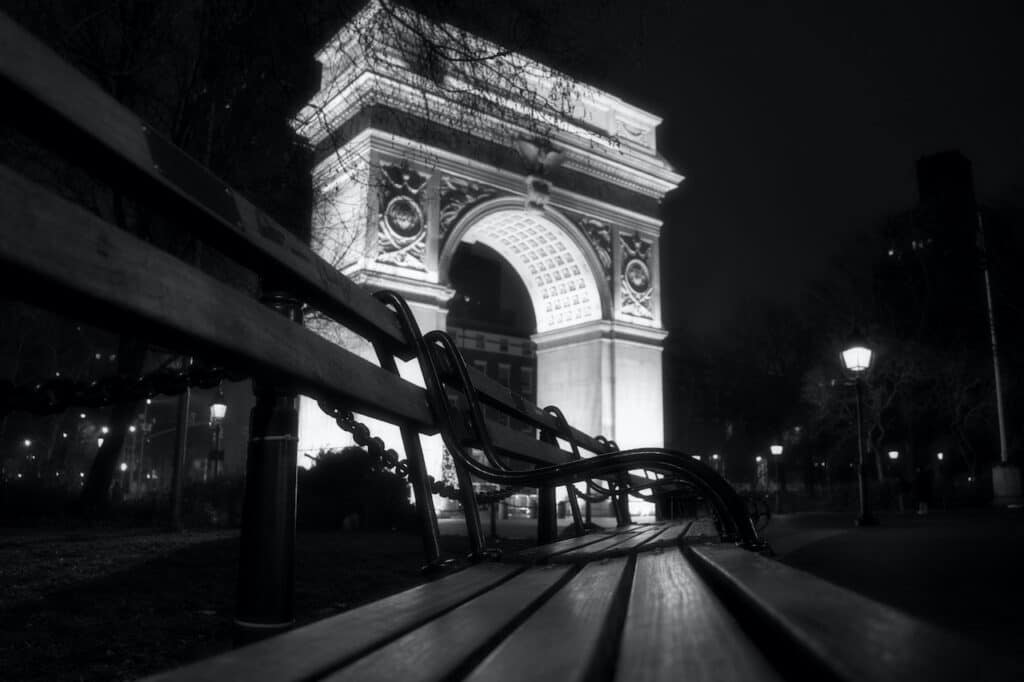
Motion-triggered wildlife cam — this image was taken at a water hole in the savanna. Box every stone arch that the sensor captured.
[438,197,612,333]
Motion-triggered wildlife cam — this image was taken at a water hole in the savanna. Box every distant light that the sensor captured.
[16,473,22,479]
[95,353,102,359]
[80,472,85,478]
[55,371,61,377]
[936,452,944,461]
[97,437,104,448]
[968,476,974,483]
[119,462,128,472]
[101,426,109,434]
[145,473,151,480]
[888,450,899,460]
[755,456,763,463]
[62,432,68,438]
[56,472,61,477]
[770,444,783,456]
[146,398,152,405]
[712,453,719,460]
[841,346,873,373]
[129,425,136,433]
[691,455,701,461]
[80,413,86,419]
[23,439,31,447]
[210,402,227,422]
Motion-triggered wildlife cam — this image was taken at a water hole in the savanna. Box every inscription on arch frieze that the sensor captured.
[376,161,429,269]
[619,232,653,319]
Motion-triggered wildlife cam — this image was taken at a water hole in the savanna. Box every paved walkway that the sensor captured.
[763,509,1024,657]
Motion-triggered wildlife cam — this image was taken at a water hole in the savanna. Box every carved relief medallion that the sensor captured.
[376,161,428,269]
[619,232,653,318]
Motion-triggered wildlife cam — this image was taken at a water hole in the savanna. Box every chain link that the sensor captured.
[315,399,520,505]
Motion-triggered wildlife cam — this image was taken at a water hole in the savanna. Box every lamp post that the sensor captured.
[770,444,783,513]
[842,337,878,527]
[208,387,228,480]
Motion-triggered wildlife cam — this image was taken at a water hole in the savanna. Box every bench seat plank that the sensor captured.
[548,528,643,561]
[599,524,671,556]
[322,565,571,681]
[688,545,1024,682]
[515,531,620,563]
[645,520,692,549]
[464,557,631,682]
[615,550,781,682]
[144,563,520,682]
[551,527,659,563]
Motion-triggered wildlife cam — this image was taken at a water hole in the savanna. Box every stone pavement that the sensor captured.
[762,509,1024,658]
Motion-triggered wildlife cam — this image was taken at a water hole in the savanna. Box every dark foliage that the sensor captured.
[297,446,418,531]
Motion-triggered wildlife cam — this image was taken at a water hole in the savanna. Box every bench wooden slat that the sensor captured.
[687,545,1024,682]
[547,529,642,563]
[144,563,521,682]
[550,528,650,563]
[614,550,781,682]
[464,557,631,682]
[0,12,411,354]
[647,519,693,548]
[321,565,571,681]
[0,166,434,429]
[599,524,671,555]
[515,531,620,563]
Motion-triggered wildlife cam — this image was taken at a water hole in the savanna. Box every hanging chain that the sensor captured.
[0,360,244,418]
[315,399,520,505]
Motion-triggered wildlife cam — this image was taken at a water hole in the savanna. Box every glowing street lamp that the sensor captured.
[937,452,944,461]
[770,444,783,513]
[888,450,900,461]
[842,332,878,527]
[208,387,228,479]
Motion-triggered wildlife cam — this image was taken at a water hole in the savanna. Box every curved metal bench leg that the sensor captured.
[455,466,487,559]
[373,347,443,569]
[566,484,584,536]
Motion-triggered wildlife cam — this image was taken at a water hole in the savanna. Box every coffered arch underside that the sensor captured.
[443,200,608,334]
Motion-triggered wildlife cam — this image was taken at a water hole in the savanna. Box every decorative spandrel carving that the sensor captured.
[575,218,613,282]
[439,176,503,242]
[619,232,654,319]
[376,161,428,269]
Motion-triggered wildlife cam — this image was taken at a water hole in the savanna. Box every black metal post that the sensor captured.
[169,373,190,531]
[774,458,781,514]
[537,485,558,544]
[855,378,879,527]
[234,290,300,645]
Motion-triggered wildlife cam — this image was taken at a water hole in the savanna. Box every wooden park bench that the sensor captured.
[1,13,1019,682]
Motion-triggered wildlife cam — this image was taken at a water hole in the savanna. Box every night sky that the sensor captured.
[523,0,1023,335]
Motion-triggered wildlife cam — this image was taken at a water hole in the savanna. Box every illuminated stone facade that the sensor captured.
[294,1,683,483]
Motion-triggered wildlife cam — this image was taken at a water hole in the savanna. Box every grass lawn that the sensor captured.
[0,526,527,681]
